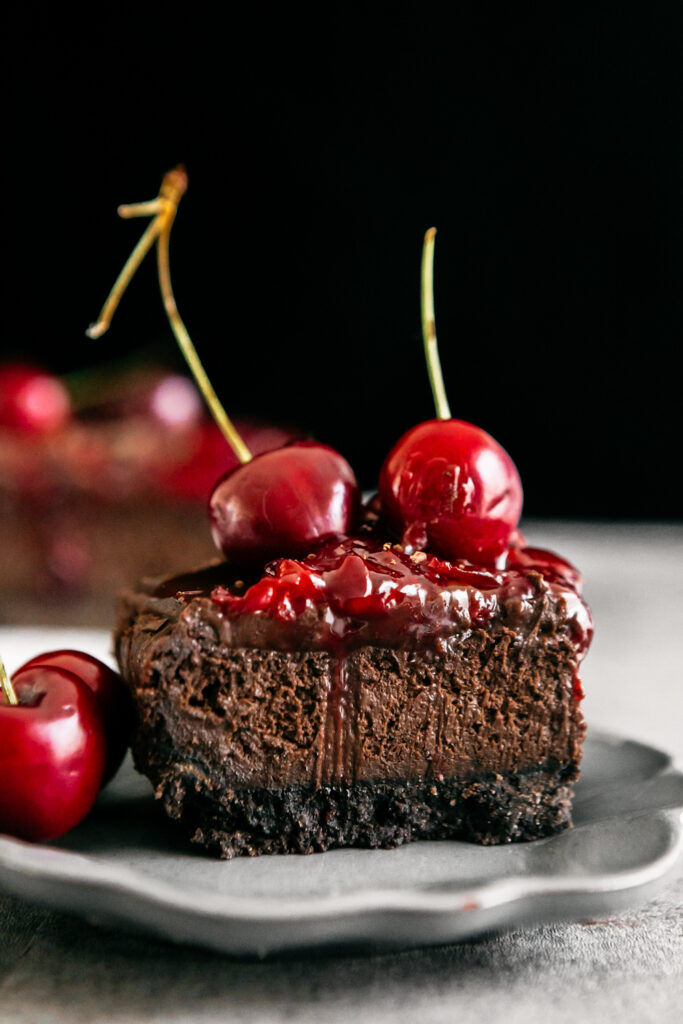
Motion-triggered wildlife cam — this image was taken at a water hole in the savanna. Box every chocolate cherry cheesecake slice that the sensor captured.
[115,535,591,858]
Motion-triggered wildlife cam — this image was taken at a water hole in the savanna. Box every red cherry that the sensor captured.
[378,418,523,566]
[88,170,354,568]
[0,666,106,842]
[0,363,71,434]
[377,230,524,566]
[18,650,132,785]
[209,441,360,565]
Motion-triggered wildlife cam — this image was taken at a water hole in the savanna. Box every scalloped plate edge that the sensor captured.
[1,729,682,954]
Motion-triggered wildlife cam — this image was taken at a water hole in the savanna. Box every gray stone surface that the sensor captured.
[1,522,681,1023]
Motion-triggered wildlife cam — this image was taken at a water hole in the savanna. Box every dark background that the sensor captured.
[4,6,682,517]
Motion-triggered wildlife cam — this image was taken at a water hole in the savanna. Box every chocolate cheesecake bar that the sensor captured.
[115,535,592,858]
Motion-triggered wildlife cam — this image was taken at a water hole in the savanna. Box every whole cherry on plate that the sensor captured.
[0,656,106,843]
[17,650,132,785]
[0,362,72,434]
[87,168,361,566]
[209,440,360,565]
[378,229,523,567]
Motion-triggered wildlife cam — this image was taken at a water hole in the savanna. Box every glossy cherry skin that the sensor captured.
[379,419,523,566]
[19,650,132,785]
[209,441,360,566]
[0,363,71,434]
[0,666,106,842]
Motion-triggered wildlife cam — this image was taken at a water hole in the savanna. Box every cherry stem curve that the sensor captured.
[86,167,252,465]
[0,655,18,706]
[421,227,451,421]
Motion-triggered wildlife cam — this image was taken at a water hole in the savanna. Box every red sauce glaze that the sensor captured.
[211,537,505,624]
[205,536,593,674]
[504,545,582,589]
[572,667,586,701]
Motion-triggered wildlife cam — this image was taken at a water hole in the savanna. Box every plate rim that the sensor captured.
[0,728,682,936]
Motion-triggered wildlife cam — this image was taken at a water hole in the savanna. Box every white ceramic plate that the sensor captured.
[0,629,682,956]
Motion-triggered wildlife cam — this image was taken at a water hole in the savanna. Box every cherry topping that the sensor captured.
[379,418,522,566]
[0,363,71,434]
[504,545,582,589]
[172,535,591,667]
[88,169,360,566]
[210,535,504,628]
[0,658,106,842]
[17,650,132,785]
[209,441,360,566]
[378,228,523,566]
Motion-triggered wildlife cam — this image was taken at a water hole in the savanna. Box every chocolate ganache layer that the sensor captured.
[115,536,592,856]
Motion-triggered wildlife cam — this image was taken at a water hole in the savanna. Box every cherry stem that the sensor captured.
[0,655,18,706]
[86,167,252,465]
[155,211,252,463]
[421,227,451,421]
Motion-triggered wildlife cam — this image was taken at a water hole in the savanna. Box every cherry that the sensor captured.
[0,362,71,434]
[380,419,522,565]
[0,659,106,843]
[17,650,132,785]
[88,168,360,565]
[209,440,360,565]
[378,229,522,566]
[504,544,582,589]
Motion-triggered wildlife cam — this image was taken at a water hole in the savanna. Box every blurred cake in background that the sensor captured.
[0,360,299,625]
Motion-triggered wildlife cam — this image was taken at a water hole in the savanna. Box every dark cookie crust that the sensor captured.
[135,753,578,858]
